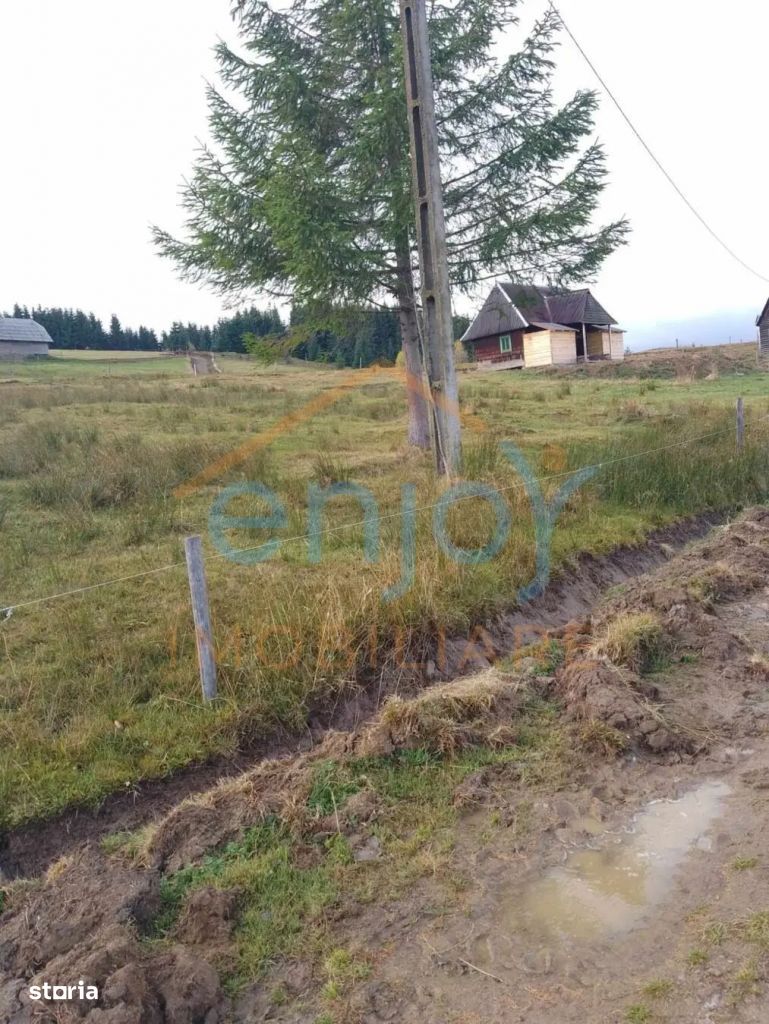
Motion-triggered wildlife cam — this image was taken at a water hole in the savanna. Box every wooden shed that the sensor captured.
[757,298,769,358]
[0,318,52,358]
[461,282,625,371]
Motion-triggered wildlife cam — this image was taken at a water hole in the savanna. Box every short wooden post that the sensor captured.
[184,535,217,701]
[736,396,745,454]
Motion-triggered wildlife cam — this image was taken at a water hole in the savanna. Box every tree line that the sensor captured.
[3,302,468,367]
[6,305,160,351]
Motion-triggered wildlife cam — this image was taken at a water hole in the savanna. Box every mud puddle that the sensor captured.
[488,781,730,951]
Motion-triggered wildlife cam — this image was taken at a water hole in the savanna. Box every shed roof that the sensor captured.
[757,298,769,327]
[0,318,53,345]
[527,321,574,332]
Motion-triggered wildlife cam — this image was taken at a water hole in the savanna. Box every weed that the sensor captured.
[579,720,627,755]
[625,1005,652,1023]
[321,948,370,1000]
[311,454,352,486]
[100,824,157,867]
[730,958,761,1002]
[641,980,672,999]
[592,612,668,673]
[270,984,288,1006]
[702,920,727,946]
[461,438,501,476]
[744,910,769,948]
[307,762,362,817]
[732,856,758,871]
[686,948,708,966]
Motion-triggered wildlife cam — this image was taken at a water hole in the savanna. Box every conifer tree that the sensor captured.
[155,1,628,448]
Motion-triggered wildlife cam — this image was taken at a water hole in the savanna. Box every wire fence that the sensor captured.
[2,403,765,619]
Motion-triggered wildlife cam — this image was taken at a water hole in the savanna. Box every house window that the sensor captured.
[499,334,512,354]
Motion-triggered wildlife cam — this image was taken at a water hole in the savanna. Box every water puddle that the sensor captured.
[500,780,731,944]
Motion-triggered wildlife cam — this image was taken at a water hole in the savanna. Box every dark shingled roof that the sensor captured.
[0,318,53,345]
[460,285,528,342]
[462,282,617,343]
[757,298,769,327]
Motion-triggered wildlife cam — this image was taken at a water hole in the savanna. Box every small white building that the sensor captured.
[0,318,53,358]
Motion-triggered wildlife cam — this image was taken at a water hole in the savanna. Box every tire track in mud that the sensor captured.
[0,512,723,880]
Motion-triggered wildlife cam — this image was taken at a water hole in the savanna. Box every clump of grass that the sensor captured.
[732,856,759,871]
[311,454,353,485]
[686,948,708,967]
[625,1005,652,1023]
[579,720,628,756]
[556,381,571,399]
[744,910,769,948]
[461,438,500,477]
[731,958,761,1001]
[591,612,668,673]
[149,819,336,977]
[321,948,371,1001]
[641,980,672,999]
[702,920,728,946]
[101,824,158,867]
[307,761,362,817]
[617,399,649,422]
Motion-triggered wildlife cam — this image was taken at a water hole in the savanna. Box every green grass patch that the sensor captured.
[2,356,769,826]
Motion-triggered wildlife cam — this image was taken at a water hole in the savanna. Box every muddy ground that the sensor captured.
[3,509,769,1023]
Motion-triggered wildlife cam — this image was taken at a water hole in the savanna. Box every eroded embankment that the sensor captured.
[3,509,769,1023]
[0,512,721,880]
[4,507,769,1019]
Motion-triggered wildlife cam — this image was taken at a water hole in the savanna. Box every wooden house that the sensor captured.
[461,282,624,370]
[0,318,52,358]
[757,298,769,358]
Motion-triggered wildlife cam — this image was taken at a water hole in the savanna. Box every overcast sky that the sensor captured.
[1,0,767,345]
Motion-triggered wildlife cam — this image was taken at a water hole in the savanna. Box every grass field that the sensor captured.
[1,343,768,829]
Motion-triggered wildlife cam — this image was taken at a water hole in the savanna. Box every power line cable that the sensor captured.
[547,0,769,286]
[3,413,766,616]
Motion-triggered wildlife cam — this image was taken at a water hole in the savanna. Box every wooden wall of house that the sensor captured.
[585,329,625,361]
[522,330,552,367]
[760,321,769,356]
[471,330,524,362]
[550,330,578,365]
[0,342,49,359]
[586,330,604,358]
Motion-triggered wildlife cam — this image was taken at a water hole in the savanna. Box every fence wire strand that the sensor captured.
[2,411,767,616]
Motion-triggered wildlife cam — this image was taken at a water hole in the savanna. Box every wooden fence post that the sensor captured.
[184,535,218,702]
[736,397,745,454]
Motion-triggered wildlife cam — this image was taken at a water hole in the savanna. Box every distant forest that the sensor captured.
[4,303,470,367]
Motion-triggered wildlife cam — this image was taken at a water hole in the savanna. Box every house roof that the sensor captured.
[0,318,53,345]
[757,298,769,327]
[462,281,617,343]
[460,284,528,342]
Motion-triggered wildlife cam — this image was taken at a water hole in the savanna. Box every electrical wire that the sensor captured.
[547,0,769,286]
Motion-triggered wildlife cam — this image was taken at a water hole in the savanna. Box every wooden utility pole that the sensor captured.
[399,0,461,477]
